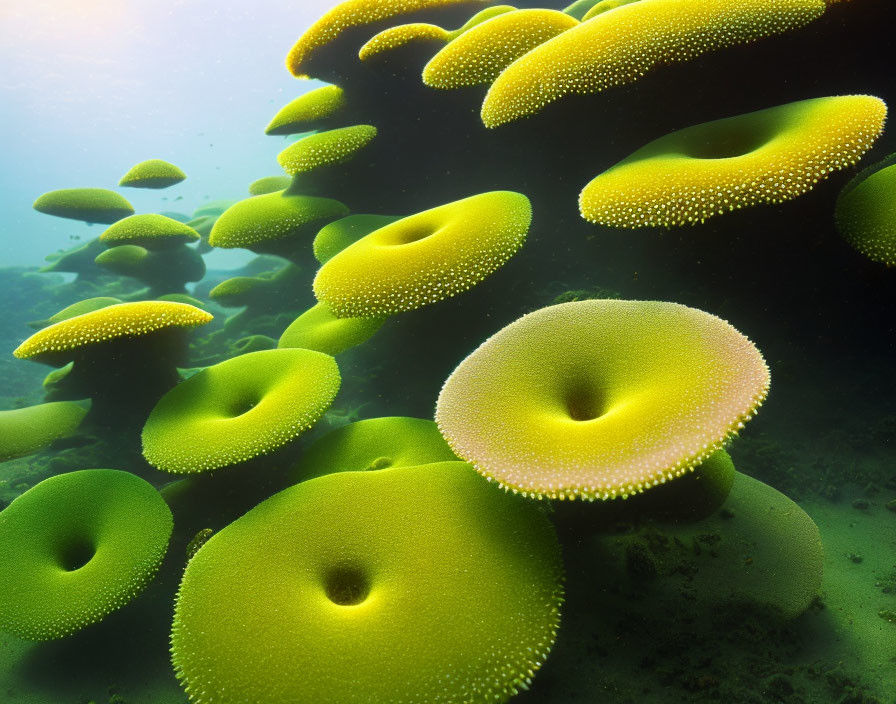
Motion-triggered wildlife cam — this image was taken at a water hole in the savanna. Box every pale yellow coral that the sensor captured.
[580,95,887,228]
[435,300,770,501]
[481,0,828,127]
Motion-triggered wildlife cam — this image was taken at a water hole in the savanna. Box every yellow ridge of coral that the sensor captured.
[579,95,887,229]
[286,0,489,78]
[14,302,212,359]
[481,0,828,127]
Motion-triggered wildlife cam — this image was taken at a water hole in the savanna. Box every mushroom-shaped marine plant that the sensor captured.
[580,95,887,228]
[39,238,108,284]
[33,188,135,224]
[835,153,896,266]
[248,175,293,196]
[278,302,386,356]
[95,214,206,295]
[142,348,341,474]
[0,402,88,463]
[436,300,770,500]
[423,8,579,89]
[0,469,173,640]
[277,125,378,177]
[14,301,213,429]
[119,159,187,189]
[480,0,831,127]
[209,191,349,263]
[265,85,347,135]
[290,415,460,482]
[314,191,531,317]
[171,461,563,703]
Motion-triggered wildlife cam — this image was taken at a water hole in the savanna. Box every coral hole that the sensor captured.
[324,565,370,606]
[58,536,96,572]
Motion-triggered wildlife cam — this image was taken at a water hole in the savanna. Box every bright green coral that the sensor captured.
[580,95,887,228]
[435,300,770,500]
[29,296,122,329]
[835,153,896,266]
[0,469,172,640]
[0,402,88,462]
[95,244,206,295]
[208,191,349,259]
[481,0,829,127]
[423,9,578,89]
[290,416,459,482]
[100,214,200,249]
[142,349,341,473]
[314,191,531,317]
[171,462,563,703]
[248,175,293,195]
[313,213,402,264]
[277,125,378,176]
[119,159,187,189]
[278,302,385,355]
[265,85,347,135]
[33,188,135,224]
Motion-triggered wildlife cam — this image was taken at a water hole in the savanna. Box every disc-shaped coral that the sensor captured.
[171,461,563,704]
[0,469,172,640]
[119,159,187,189]
[313,214,402,264]
[581,0,641,20]
[423,9,578,89]
[436,300,770,500]
[277,125,377,176]
[99,214,200,249]
[33,188,135,224]
[481,0,828,127]
[0,402,87,462]
[835,153,896,266]
[142,349,341,473]
[580,95,887,228]
[14,301,212,364]
[286,0,490,78]
[278,302,385,356]
[290,416,460,482]
[95,244,206,296]
[314,191,531,317]
[248,175,292,195]
[209,191,349,260]
[265,85,347,135]
[28,296,121,329]
[39,238,107,281]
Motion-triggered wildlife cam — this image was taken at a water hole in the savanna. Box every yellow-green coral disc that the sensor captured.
[481,0,828,127]
[435,300,770,500]
[580,95,887,228]
[314,191,531,317]
[100,214,200,249]
[835,154,896,266]
[0,469,172,640]
[265,85,347,135]
[248,175,293,195]
[313,213,403,263]
[171,462,563,703]
[581,0,641,20]
[208,191,349,250]
[359,23,450,61]
[0,402,87,463]
[142,349,341,473]
[14,301,213,362]
[278,302,385,355]
[33,188,135,224]
[423,9,578,89]
[119,159,187,189]
[286,0,490,78]
[277,125,377,176]
[290,416,460,482]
